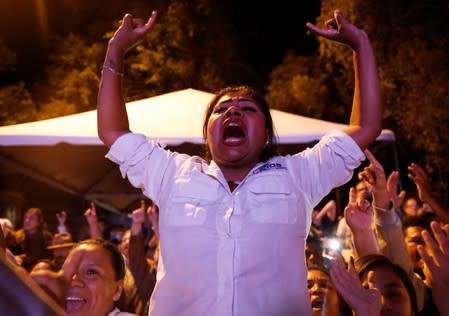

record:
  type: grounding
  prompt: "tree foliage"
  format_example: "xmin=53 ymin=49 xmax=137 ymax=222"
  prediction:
xmin=0 ymin=82 xmax=38 ymax=125
xmin=267 ymin=0 xmax=449 ymax=202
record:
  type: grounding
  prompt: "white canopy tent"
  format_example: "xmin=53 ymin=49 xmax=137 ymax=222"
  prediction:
xmin=0 ymin=88 xmax=395 ymax=212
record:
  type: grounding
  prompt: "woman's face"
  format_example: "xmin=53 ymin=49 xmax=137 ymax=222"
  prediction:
xmin=361 ymin=266 xmax=413 ymax=316
xmin=403 ymin=198 xmax=419 ymax=217
xmin=206 ymin=93 xmax=268 ymax=170
xmin=65 ymin=244 xmax=122 ymax=316
xmin=307 ymin=269 xmax=340 ymax=316
xmin=23 ymin=211 xmax=40 ymax=232
xmin=404 ymin=226 xmax=425 ymax=273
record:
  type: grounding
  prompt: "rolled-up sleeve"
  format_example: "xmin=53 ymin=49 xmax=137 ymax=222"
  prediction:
xmin=106 ymin=133 xmax=154 ymax=179
xmin=106 ymin=132 xmax=173 ymax=201
xmin=321 ymin=129 xmax=366 ymax=171
xmin=290 ymin=129 xmax=365 ymax=206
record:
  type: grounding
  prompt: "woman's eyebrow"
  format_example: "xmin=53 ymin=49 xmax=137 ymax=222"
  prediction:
xmin=218 ymin=97 xmax=255 ymax=105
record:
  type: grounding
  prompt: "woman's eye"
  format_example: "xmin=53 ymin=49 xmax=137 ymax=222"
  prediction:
xmin=213 ymin=107 xmax=226 ymax=114
xmin=384 ymin=290 xmax=402 ymax=298
xmin=242 ymin=106 xmax=256 ymax=112
xmin=86 ymin=269 xmax=98 ymax=276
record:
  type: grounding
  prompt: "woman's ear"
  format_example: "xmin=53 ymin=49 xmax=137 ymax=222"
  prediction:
xmin=112 ymin=280 xmax=124 ymax=302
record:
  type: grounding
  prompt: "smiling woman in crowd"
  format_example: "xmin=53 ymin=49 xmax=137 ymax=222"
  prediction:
xmin=31 ymin=238 xmax=136 ymax=316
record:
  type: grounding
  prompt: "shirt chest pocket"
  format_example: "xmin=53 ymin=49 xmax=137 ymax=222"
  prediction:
xmin=248 ymin=179 xmax=298 ymax=224
xmin=166 ymin=176 xmax=218 ymax=226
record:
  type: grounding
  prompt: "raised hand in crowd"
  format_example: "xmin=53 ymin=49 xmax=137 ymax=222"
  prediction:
xmin=330 ymin=254 xmax=382 ymax=316
xmin=358 ymin=149 xmax=390 ymax=210
xmin=408 ymin=163 xmax=432 ymax=204
xmin=131 ymin=200 xmax=159 ymax=239
xmin=408 ymin=163 xmax=449 ymax=223
xmin=344 ymin=186 xmax=379 ymax=258
xmin=418 ymin=221 xmax=449 ymax=315
xmin=386 ymin=170 xmax=406 ymax=211
xmin=84 ymin=202 xmax=103 ymax=239
xmin=56 ymin=211 xmax=68 ymax=233
xmin=130 ymin=200 xmax=146 ymax=236
xmin=147 ymin=204 xmax=159 ymax=240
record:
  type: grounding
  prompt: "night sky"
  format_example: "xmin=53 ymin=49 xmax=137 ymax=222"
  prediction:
xmin=223 ymin=1 xmax=321 ymax=77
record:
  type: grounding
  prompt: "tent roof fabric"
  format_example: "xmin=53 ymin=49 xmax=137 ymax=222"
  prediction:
xmin=0 ymin=88 xmax=395 ymax=146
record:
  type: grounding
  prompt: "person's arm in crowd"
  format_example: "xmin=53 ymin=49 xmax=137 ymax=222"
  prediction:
xmin=129 ymin=201 xmax=157 ymax=302
xmin=56 ymin=211 xmax=68 ymax=234
xmin=330 ymin=254 xmax=381 ymax=316
xmin=307 ymin=9 xmax=382 ymax=150
xmin=344 ymin=187 xmax=380 ymax=258
xmin=83 ymin=203 xmax=103 ymax=239
xmin=418 ymin=221 xmax=449 ymax=316
xmin=360 ymin=149 xmax=428 ymax=311
xmin=408 ymin=163 xmax=449 ymax=223
xmin=313 ymin=200 xmax=337 ymax=226
xmin=97 ymin=11 xmax=157 ymax=148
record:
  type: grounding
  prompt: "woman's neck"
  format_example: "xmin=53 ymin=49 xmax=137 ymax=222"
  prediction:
xmin=220 ymin=166 xmax=252 ymax=183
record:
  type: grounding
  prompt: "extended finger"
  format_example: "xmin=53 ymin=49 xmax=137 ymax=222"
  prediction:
xmin=421 ymin=229 xmax=442 ymax=266
xmin=365 ymin=150 xmax=385 ymax=173
xmin=148 ymin=204 xmax=156 ymax=214
xmin=333 ymin=9 xmax=344 ymax=27
xmin=61 ymin=247 xmax=84 ymax=282
xmin=364 ymin=149 xmax=378 ymax=165
xmin=306 ymin=22 xmax=326 ymax=36
xmin=348 ymin=187 xmax=356 ymax=205
xmin=121 ymin=13 xmax=134 ymax=28
xmin=409 ymin=163 xmax=427 ymax=178
xmin=91 ymin=202 xmax=96 ymax=215
xmin=430 ymin=221 xmax=449 ymax=254
xmin=387 ymin=171 xmax=399 ymax=187
xmin=146 ymin=10 xmax=158 ymax=28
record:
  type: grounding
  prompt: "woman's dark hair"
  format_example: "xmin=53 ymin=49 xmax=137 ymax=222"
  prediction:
xmin=202 ymin=86 xmax=278 ymax=162
xmin=76 ymin=239 xmax=125 ymax=281
xmin=355 ymin=254 xmax=418 ymax=315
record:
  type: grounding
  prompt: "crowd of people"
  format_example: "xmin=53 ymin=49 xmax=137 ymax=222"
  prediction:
xmin=0 ymin=7 xmax=448 ymax=316
xmin=0 ymin=200 xmax=159 ymax=316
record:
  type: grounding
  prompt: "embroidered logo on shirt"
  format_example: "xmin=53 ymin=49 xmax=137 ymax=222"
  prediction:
xmin=252 ymin=162 xmax=286 ymax=174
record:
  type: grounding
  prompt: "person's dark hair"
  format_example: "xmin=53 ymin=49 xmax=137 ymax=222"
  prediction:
xmin=202 ymin=86 xmax=278 ymax=162
xmin=76 ymin=239 xmax=125 ymax=280
xmin=402 ymin=213 xmax=438 ymax=234
xmin=355 ymin=254 xmax=418 ymax=315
